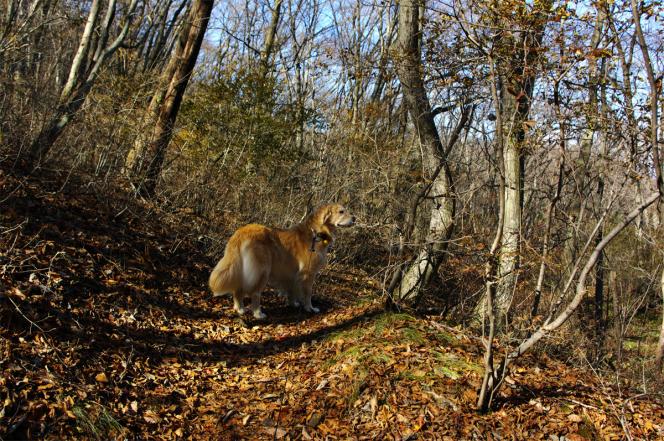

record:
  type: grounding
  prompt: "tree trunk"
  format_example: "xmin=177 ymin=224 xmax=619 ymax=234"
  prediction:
xmin=496 ymin=129 xmax=522 ymax=321
xmin=492 ymin=1 xmax=551 ymax=323
xmin=259 ymin=0 xmax=283 ymax=79
xmin=564 ymin=8 xmax=604 ymax=273
xmin=630 ymin=0 xmax=662 ymax=199
xmin=656 ymin=268 xmax=664 ymax=373
xmin=594 ymin=56 xmax=610 ymax=356
xmin=370 ymin=8 xmax=397 ymax=103
xmin=29 ymin=0 xmax=101 ymax=160
xmin=142 ymin=0 xmax=189 ymax=73
xmin=389 ymin=0 xmax=458 ymax=304
xmin=397 ymin=161 xmax=455 ymax=300
xmin=125 ymin=0 xmax=214 ymax=197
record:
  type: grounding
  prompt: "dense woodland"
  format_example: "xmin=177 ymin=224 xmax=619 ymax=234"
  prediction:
xmin=1 ymin=0 xmax=664 ymax=439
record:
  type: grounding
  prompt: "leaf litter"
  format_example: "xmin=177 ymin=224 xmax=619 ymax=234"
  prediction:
xmin=1 ymin=167 xmax=663 ymax=440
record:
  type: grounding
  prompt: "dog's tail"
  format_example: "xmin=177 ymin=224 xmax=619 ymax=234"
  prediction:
xmin=209 ymin=243 xmax=242 ymax=296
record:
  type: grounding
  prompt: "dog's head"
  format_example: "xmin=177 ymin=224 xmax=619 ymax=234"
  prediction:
xmin=316 ymin=204 xmax=356 ymax=231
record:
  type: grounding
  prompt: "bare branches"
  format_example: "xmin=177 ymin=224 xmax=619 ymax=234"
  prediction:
xmin=29 ymin=0 xmax=141 ymax=161
xmin=479 ymin=191 xmax=660 ymax=411
xmin=630 ymin=0 xmax=662 ymax=198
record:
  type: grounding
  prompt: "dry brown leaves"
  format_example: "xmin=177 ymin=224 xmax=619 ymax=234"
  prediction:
xmin=1 ymin=167 xmax=663 ymax=440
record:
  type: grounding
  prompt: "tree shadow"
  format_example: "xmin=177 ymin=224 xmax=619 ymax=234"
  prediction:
xmin=493 ymin=383 xmax=597 ymax=410
xmin=8 ymin=296 xmax=382 ymax=369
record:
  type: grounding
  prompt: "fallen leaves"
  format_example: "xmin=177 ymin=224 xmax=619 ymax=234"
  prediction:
xmin=567 ymin=413 xmax=583 ymax=423
xmin=2 ymin=168 xmax=664 ymax=440
xmin=143 ymin=410 xmax=161 ymax=424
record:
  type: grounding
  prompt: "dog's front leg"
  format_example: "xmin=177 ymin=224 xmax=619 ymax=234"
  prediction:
xmin=285 ymin=285 xmax=303 ymax=308
xmin=302 ymin=282 xmax=319 ymax=314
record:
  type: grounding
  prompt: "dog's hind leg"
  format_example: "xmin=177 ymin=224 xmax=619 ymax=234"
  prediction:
xmin=232 ymin=291 xmax=247 ymax=315
xmin=247 ymin=272 xmax=269 ymax=319
xmin=241 ymin=246 xmax=270 ymax=319
xmin=250 ymin=290 xmax=267 ymax=319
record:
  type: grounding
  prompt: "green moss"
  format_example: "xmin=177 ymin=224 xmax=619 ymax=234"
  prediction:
xmin=398 ymin=370 xmax=426 ymax=381
xmin=432 ymin=330 xmax=457 ymax=346
xmin=434 ymin=365 xmax=461 ymax=380
xmin=373 ymin=312 xmax=415 ymax=336
xmin=347 ymin=369 xmax=369 ymax=408
xmin=368 ymin=352 xmax=394 ymax=365
xmin=325 ymin=326 xmax=365 ymax=342
xmin=324 ymin=313 xmax=480 ymax=390
xmin=623 ymin=340 xmax=640 ymax=351
xmin=433 ymin=351 xmax=481 ymax=378
xmin=401 ymin=327 xmax=426 ymax=345
xmin=322 ymin=344 xmax=365 ymax=368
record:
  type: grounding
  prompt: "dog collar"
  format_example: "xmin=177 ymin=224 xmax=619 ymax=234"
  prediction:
xmin=310 ymin=230 xmax=318 ymax=252
xmin=310 ymin=230 xmax=331 ymax=252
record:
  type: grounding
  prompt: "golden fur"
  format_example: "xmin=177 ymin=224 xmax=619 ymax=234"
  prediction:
xmin=209 ymin=204 xmax=355 ymax=319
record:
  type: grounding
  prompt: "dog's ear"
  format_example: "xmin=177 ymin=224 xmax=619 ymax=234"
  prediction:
xmin=322 ymin=205 xmax=334 ymax=225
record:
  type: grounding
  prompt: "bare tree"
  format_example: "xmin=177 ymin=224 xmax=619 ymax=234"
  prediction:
xmin=387 ymin=0 xmax=470 ymax=304
xmin=259 ymin=0 xmax=283 ymax=78
xmin=139 ymin=0 xmax=189 ymax=73
xmin=478 ymin=190 xmax=661 ymax=412
xmin=491 ymin=0 xmax=552 ymax=324
xmin=28 ymin=0 xmax=140 ymax=162
xmin=630 ymin=0 xmax=662 ymax=199
xmin=125 ymin=0 xmax=214 ymax=196
xmin=657 ymin=268 xmax=664 ymax=373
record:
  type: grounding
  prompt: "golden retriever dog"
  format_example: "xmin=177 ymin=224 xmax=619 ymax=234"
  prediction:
xmin=209 ymin=204 xmax=355 ymax=319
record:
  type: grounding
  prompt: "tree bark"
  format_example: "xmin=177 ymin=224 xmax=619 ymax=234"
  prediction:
xmin=593 ymin=55 xmax=610 ymax=355
xmin=141 ymin=0 xmax=189 ymax=73
xmin=389 ymin=0 xmax=457 ymax=303
xmin=630 ymin=0 xmax=662 ymax=199
xmin=656 ymin=268 xmax=664 ymax=373
xmin=564 ymin=7 xmax=604 ymax=272
xmin=125 ymin=0 xmax=214 ymax=197
xmin=493 ymin=1 xmax=551 ymax=322
xmin=259 ymin=0 xmax=283 ymax=79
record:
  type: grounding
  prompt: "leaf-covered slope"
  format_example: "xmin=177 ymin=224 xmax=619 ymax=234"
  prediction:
xmin=1 ymin=167 xmax=663 ymax=440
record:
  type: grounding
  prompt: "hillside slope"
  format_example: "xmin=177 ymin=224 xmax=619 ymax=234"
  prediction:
xmin=1 ymin=166 xmax=663 ymax=440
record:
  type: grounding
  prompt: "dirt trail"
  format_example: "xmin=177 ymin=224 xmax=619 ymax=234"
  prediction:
xmin=2 ymin=167 xmax=663 ymax=440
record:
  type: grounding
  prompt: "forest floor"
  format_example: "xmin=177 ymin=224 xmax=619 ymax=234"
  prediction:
xmin=1 ymin=164 xmax=664 ymax=440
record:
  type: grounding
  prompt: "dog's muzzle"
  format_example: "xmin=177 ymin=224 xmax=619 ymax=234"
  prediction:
xmin=336 ymin=216 xmax=356 ymax=227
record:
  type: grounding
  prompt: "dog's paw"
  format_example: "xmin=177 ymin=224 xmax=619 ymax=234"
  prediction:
xmin=253 ymin=310 xmax=267 ymax=320
xmin=305 ymin=306 xmax=320 ymax=314
xmin=289 ymin=299 xmax=301 ymax=308
xmin=234 ymin=306 xmax=247 ymax=315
